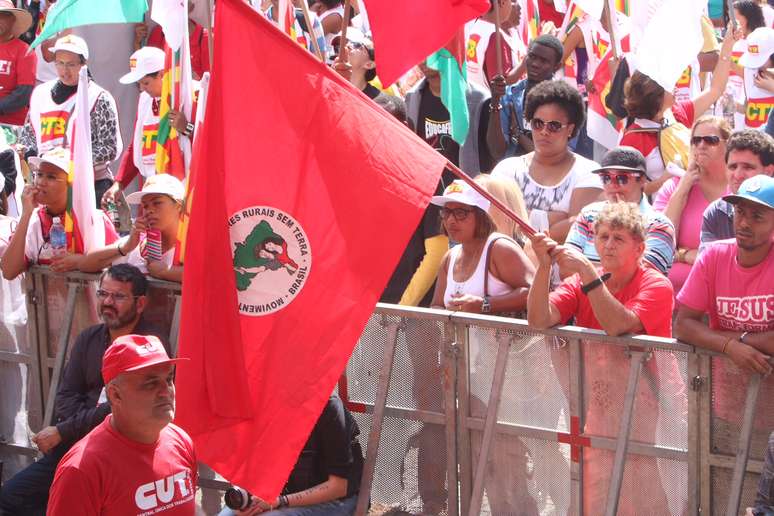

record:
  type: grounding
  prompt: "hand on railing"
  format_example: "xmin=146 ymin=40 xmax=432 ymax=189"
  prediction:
xmin=725 ymin=339 xmax=772 ymax=376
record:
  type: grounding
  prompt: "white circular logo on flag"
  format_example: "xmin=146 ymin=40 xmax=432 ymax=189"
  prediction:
xmin=229 ymin=206 xmax=311 ymax=316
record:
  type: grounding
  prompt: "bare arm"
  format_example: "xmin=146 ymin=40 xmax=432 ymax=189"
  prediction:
xmin=548 ymin=187 xmax=603 ymax=243
xmin=561 ymin=26 xmax=584 ymax=65
xmin=285 ymin=475 xmax=348 ymax=507
xmin=1 ymin=185 xmax=35 ymax=280
xmin=526 ymin=234 xmax=562 ymax=328
xmin=430 ymin=252 xmax=451 ymax=309
xmin=692 ymin=28 xmax=738 ymax=116
xmin=674 ymin=305 xmax=773 ymax=374
xmin=555 ymin=247 xmax=644 ymax=336
xmin=486 ymin=75 xmax=508 ymax=161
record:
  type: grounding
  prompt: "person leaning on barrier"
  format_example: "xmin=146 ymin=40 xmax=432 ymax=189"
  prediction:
xmin=676 ymin=174 xmax=774 ymax=373
xmin=47 ymin=334 xmax=195 ymax=515
xmin=700 ymin=129 xmax=774 ymax=252
xmin=0 ymin=264 xmax=167 ymax=515
xmin=80 ymin=174 xmax=184 ymax=282
xmin=220 ymin=394 xmax=363 ymax=516
xmin=565 ymin=146 xmax=676 ymax=277
xmin=527 ymin=201 xmax=674 ymax=337
xmin=0 ymin=147 xmax=119 ymax=280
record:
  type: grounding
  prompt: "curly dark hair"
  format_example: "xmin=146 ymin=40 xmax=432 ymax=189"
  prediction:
xmin=725 ymin=129 xmax=774 ymax=166
xmin=734 ymin=1 xmax=766 ymax=33
xmin=524 ymin=80 xmax=585 ymax=138
xmin=623 ymin=71 xmax=666 ymax=120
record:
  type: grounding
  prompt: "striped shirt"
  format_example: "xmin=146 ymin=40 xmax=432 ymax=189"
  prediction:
xmin=565 ymin=196 xmax=675 ymax=275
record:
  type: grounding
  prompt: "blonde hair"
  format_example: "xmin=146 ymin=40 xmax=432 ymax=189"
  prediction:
xmin=594 ymin=202 xmax=646 ymax=242
xmin=474 ymin=174 xmax=530 ymax=241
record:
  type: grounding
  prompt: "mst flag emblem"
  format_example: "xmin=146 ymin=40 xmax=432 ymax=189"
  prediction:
xmin=230 ymin=206 xmax=311 ymax=315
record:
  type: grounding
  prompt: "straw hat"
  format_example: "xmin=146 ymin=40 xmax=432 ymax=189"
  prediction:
xmin=0 ymin=0 xmax=33 ymax=39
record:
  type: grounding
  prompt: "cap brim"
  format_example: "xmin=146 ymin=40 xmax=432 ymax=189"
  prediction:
xmin=739 ymin=52 xmax=769 ymax=69
xmin=0 ymin=9 xmax=32 ymax=38
xmin=592 ymin=165 xmax=647 ymax=175
xmin=123 ymin=357 xmax=189 ymax=375
xmin=722 ymin=193 xmax=774 ymax=210
xmin=28 ymin=156 xmax=68 ymax=172
xmin=119 ymin=70 xmax=144 ymax=84
xmin=430 ymin=194 xmax=480 ymax=207
xmin=126 ymin=189 xmax=183 ymax=204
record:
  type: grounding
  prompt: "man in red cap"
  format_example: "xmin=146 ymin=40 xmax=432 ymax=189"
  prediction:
xmin=0 ymin=0 xmax=36 ymax=127
xmin=47 ymin=334 xmax=196 ymax=515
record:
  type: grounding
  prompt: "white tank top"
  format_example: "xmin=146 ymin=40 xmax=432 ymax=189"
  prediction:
xmin=443 ymin=232 xmax=513 ymax=308
xmin=319 ymin=6 xmax=344 ymax=48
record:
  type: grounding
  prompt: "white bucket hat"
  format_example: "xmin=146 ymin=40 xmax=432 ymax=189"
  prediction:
xmin=430 ymin=179 xmax=491 ymax=212
xmin=126 ymin=174 xmax=185 ymax=204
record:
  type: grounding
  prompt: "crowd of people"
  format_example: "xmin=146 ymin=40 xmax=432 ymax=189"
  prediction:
xmin=0 ymin=0 xmax=772 ymax=514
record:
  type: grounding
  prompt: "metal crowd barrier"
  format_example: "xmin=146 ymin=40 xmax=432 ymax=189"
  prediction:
xmin=0 ymin=268 xmax=771 ymax=515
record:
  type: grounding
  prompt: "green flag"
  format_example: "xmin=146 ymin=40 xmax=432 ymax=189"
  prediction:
xmin=426 ymin=34 xmax=470 ymax=146
xmin=31 ymin=0 xmax=148 ymax=49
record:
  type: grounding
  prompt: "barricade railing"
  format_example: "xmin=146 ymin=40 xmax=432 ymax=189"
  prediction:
xmin=0 ymin=269 xmax=771 ymax=516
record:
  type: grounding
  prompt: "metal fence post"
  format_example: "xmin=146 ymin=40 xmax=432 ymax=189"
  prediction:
xmin=724 ymin=372 xmax=763 ymax=516
xmin=446 ymin=320 xmax=462 ymax=516
xmin=24 ymin=273 xmax=44 ymax=431
xmin=568 ymin=338 xmax=585 ymax=516
xmin=169 ymin=294 xmax=182 ymax=356
xmin=354 ymin=319 xmax=400 ymax=516
xmin=604 ymin=349 xmax=648 ymax=516
xmin=699 ymin=353 xmax=713 ymax=513
xmin=686 ymin=351 xmax=701 ymax=515
xmin=42 ymin=281 xmax=81 ymax=426
xmin=467 ymin=331 xmax=510 ymax=516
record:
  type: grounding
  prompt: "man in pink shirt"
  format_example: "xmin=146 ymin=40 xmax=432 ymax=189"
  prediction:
xmin=676 ymin=174 xmax=774 ymax=456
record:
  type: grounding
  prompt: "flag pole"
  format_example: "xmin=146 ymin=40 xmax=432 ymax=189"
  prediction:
xmin=605 ymin=0 xmax=619 ymax=59
xmin=492 ymin=0 xmax=504 ymax=76
xmin=205 ymin=0 xmax=214 ymax=68
xmin=444 ymin=160 xmax=536 ymax=237
xmin=299 ymin=0 xmax=325 ymax=61
xmin=337 ymin=0 xmax=353 ymax=58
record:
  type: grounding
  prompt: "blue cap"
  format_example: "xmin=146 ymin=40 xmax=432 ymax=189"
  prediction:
xmin=723 ymin=175 xmax=774 ymax=210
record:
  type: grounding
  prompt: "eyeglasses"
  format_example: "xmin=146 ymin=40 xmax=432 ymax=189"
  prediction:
xmin=54 ymin=61 xmax=81 ymax=70
xmin=530 ymin=118 xmax=569 ymax=134
xmin=599 ymin=172 xmax=643 ymax=186
xmin=440 ymin=207 xmax=474 ymax=221
xmin=690 ymin=135 xmax=721 ymax=146
xmin=96 ymin=289 xmax=138 ymax=303
xmin=31 ymin=171 xmax=66 ymax=184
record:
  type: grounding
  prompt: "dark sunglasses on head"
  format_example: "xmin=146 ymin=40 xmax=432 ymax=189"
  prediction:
xmin=530 ymin=118 xmax=569 ymax=133
xmin=690 ymin=135 xmax=721 ymax=146
xmin=599 ymin=172 xmax=643 ymax=186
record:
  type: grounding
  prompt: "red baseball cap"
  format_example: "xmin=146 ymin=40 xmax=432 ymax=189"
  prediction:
xmin=102 ymin=335 xmax=186 ymax=384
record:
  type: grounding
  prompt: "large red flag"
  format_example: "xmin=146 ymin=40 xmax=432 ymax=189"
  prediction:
xmin=364 ymin=0 xmax=490 ymax=87
xmin=175 ymin=0 xmax=446 ymax=500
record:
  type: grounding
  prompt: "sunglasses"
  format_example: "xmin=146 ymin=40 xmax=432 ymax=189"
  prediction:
xmin=690 ymin=135 xmax=721 ymax=146
xmin=599 ymin=172 xmax=643 ymax=186
xmin=440 ymin=207 xmax=474 ymax=222
xmin=530 ymin=118 xmax=569 ymax=134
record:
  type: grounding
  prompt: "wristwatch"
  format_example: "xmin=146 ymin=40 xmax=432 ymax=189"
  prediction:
xmin=481 ymin=296 xmax=492 ymax=314
xmin=580 ymin=272 xmax=612 ymax=295
xmin=740 ymin=331 xmax=750 ymax=344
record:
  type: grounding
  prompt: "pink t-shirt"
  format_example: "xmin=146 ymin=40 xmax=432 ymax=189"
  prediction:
xmin=653 ymin=177 xmax=728 ymax=293
xmin=677 ymin=239 xmax=774 ymax=424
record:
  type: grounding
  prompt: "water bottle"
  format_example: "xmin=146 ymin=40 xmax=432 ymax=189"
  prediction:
xmin=50 ymin=217 xmax=67 ymax=256
xmin=106 ymin=200 xmax=120 ymax=230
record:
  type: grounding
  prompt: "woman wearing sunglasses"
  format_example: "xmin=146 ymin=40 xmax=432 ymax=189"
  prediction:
xmin=565 ymin=147 xmax=676 ymax=277
xmin=653 ymin=115 xmax=731 ymax=292
xmin=491 ymin=80 xmax=602 ymax=243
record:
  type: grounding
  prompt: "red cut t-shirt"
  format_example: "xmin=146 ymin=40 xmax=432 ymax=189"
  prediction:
xmin=47 ymin=417 xmax=198 ymax=516
xmin=549 ymin=265 xmax=675 ymax=338
xmin=0 ymin=38 xmax=37 ymax=126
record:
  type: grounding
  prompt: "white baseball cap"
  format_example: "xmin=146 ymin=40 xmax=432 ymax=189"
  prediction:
xmin=28 ymin=147 xmax=70 ymax=174
xmin=739 ymin=27 xmax=774 ymax=69
xmin=126 ymin=174 xmax=185 ymax=204
xmin=119 ymin=47 xmax=166 ymax=84
xmin=430 ymin=179 xmax=491 ymax=212
xmin=50 ymin=34 xmax=89 ymax=60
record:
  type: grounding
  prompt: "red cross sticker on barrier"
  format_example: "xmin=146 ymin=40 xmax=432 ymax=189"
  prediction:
xmin=557 ymin=416 xmax=591 ymax=463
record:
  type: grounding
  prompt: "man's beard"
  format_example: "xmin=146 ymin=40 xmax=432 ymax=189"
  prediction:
xmin=100 ymin=304 xmax=138 ymax=330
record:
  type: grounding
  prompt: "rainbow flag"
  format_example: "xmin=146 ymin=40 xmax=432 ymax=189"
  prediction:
xmin=559 ymin=1 xmax=585 ymax=37
xmin=615 ymin=0 xmax=629 ymax=16
xmin=523 ymin=0 xmax=541 ymax=45
xmin=154 ymin=47 xmax=187 ymax=180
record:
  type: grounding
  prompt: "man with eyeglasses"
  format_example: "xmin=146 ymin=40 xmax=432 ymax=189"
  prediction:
xmin=0 ymin=263 xmax=167 ymax=515
xmin=700 ymin=129 xmax=774 ymax=251
xmin=17 ymin=34 xmax=122 ymax=207
xmin=0 ymin=146 xmax=118 ymax=280
xmin=565 ymin=146 xmax=676 ymax=276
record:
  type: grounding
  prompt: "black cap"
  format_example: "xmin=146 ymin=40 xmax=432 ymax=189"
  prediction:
xmin=592 ymin=146 xmax=649 ymax=179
